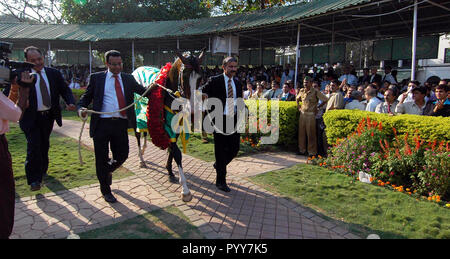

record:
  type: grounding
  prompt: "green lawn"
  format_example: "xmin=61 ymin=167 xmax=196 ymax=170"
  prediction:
xmin=250 ymin=163 xmax=450 ymax=239
xmin=79 ymin=205 xmax=204 ymax=239
xmin=179 ymin=133 xmax=286 ymax=162
xmin=7 ymin=123 xmax=133 ymax=198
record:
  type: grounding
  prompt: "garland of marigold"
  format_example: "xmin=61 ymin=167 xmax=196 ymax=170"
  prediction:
xmin=146 ymin=63 xmax=172 ymax=150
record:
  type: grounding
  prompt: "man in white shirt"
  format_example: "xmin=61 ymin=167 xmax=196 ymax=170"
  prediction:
xmin=338 ymin=65 xmax=358 ymax=86
xmin=345 ymin=91 xmax=366 ymax=111
xmin=396 ymin=86 xmax=427 ymax=115
xmin=78 ymin=50 xmax=148 ymax=203
xmin=365 ymin=88 xmax=382 ymax=112
xmin=382 ymin=66 xmax=397 ymax=85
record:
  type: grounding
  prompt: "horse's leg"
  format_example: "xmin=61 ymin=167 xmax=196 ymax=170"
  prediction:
xmin=135 ymin=131 xmax=147 ymax=168
xmin=142 ymin=132 xmax=148 ymax=155
xmin=166 ymin=147 xmax=176 ymax=182
xmin=170 ymin=142 xmax=192 ymax=202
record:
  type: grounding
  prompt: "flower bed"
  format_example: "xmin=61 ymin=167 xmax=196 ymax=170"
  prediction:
xmin=313 ymin=117 xmax=450 ymax=206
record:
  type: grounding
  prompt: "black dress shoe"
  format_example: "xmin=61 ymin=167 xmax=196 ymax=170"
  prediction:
xmin=103 ymin=193 xmax=117 ymax=203
xmin=30 ymin=182 xmax=41 ymax=191
xmin=216 ymin=183 xmax=231 ymax=192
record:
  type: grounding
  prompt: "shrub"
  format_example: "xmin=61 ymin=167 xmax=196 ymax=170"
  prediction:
xmin=244 ymin=100 xmax=298 ymax=148
xmin=317 ymin=117 xmax=450 ymax=202
xmin=323 ymin=110 xmax=450 ymax=145
xmin=322 ymin=117 xmax=388 ymax=177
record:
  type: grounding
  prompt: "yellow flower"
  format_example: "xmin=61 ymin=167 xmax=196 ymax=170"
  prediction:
xmin=446 ymin=204 xmax=450 ymax=208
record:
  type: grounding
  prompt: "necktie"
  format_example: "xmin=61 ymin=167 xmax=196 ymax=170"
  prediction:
xmin=113 ymin=74 xmax=127 ymax=117
xmin=38 ymin=71 xmax=51 ymax=108
xmin=227 ymin=78 xmax=234 ymax=115
xmin=387 ymin=103 xmax=391 ymax=114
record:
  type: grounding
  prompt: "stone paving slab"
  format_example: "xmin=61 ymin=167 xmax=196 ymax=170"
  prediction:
xmin=11 ymin=176 xmax=170 ymax=239
xmin=11 ymin=119 xmax=361 ymax=239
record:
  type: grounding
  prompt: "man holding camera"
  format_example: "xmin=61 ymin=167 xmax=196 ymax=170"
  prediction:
xmin=20 ymin=46 xmax=76 ymax=191
xmin=0 ymin=72 xmax=32 ymax=239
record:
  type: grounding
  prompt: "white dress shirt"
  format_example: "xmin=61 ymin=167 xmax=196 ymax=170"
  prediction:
xmin=395 ymin=101 xmax=426 ymax=115
xmin=223 ymin=73 xmax=237 ymax=116
xmin=100 ymin=70 xmax=127 ymax=118
xmin=32 ymin=68 xmax=51 ymax=111
xmin=345 ymin=99 xmax=366 ymax=111
xmin=366 ymin=97 xmax=382 ymax=112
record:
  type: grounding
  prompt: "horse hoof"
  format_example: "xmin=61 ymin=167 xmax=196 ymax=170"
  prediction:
xmin=181 ymin=192 xmax=193 ymax=202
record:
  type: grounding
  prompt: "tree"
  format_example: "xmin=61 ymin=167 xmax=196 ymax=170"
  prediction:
xmin=0 ymin=0 xmax=63 ymax=24
xmin=203 ymin=0 xmax=309 ymax=15
xmin=61 ymin=0 xmax=211 ymax=24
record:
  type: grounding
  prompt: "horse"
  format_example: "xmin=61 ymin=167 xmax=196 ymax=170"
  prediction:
xmin=132 ymin=49 xmax=205 ymax=202
xmin=132 ymin=66 xmax=161 ymax=168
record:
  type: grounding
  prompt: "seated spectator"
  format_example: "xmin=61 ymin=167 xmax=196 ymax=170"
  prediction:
xmin=365 ymin=88 xmax=382 ymax=112
xmin=243 ymin=82 xmax=254 ymax=100
xmin=280 ymin=83 xmax=296 ymax=101
xmin=344 ymin=85 xmax=357 ymax=105
xmin=382 ymin=65 xmax=397 ymax=85
xmin=423 ymin=84 xmax=450 ymax=117
xmin=286 ymin=80 xmax=296 ymax=95
xmin=263 ymin=80 xmax=283 ymax=100
xmin=68 ymin=78 xmax=80 ymax=89
xmin=398 ymin=80 xmax=420 ymax=103
xmin=280 ymin=68 xmax=293 ymax=86
xmin=396 ymin=86 xmax=427 ymax=115
xmin=357 ymin=85 xmax=365 ymax=94
xmin=320 ymin=73 xmax=331 ymax=91
xmin=250 ymin=82 xmax=265 ymax=99
xmin=261 ymin=80 xmax=271 ymax=91
xmin=358 ymin=68 xmax=371 ymax=85
xmin=338 ymin=65 xmax=358 ymax=86
xmin=345 ymin=91 xmax=366 ymax=111
xmin=375 ymin=89 xmax=398 ymax=115
xmin=326 ymin=80 xmax=344 ymax=112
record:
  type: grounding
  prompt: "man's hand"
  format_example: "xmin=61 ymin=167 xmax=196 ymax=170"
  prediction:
xmin=434 ymin=100 xmax=444 ymax=113
xmin=66 ymin=104 xmax=76 ymax=111
xmin=78 ymin=108 xmax=88 ymax=120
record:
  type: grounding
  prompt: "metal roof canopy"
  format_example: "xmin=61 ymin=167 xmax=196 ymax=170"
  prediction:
xmin=1 ymin=0 xmax=449 ymax=69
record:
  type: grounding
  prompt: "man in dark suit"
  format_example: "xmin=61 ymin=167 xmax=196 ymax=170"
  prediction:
xmin=358 ymin=68 xmax=371 ymax=86
xmin=369 ymin=67 xmax=382 ymax=86
xmin=200 ymin=57 xmax=244 ymax=192
xmin=78 ymin=50 xmax=149 ymax=203
xmin=20 ymin=46 xmax=76 ymax=191
xmin=280 ymin=83 xmax=296 ymax=101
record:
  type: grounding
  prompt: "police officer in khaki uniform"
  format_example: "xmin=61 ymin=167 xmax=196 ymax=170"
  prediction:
xmin=296 ymin=76 xmax=328 ymax=157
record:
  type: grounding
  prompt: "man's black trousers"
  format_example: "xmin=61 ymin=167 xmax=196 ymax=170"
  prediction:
xmin=93 ymin=118 xmax=129 ymax=195
xmin=23 ymin=111 xmax=54 ymax=185
xmin=213 ymin=115 xmax=240 ymax=185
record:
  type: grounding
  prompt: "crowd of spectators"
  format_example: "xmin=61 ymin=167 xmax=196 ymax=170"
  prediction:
xmin=200 ymin=62 xmax=450 ymax=157
xmin=52 ymin=65 xmax=103 ymax=90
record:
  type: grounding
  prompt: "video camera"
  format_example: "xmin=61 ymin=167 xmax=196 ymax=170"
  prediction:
xmin=0 ymin=41 xmax=36 ymax=88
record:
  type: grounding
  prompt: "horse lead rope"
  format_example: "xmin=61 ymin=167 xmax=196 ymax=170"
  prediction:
xmin=77 ymin=82 xmax=177 ymax=165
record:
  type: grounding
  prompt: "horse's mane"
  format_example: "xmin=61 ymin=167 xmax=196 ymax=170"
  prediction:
xmin=167 ymin=58 xmax=182 ymax=92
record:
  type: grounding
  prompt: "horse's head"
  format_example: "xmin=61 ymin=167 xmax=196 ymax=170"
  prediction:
xmin=168 ymin=48 xmax=206 ymax=100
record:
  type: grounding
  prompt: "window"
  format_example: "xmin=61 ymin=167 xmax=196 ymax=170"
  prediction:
xmin=445 ymin=48 xmax=450 ymax=63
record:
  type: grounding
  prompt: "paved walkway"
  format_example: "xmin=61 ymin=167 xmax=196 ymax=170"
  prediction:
xmin=11 ymin=119 xmax=361 ymax=239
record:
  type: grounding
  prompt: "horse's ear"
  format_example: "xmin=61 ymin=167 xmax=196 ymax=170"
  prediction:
xmin=175 ymin=50 xmax=188 ymax=64
xmin=198 ymin=47 xmax=207 ymax=64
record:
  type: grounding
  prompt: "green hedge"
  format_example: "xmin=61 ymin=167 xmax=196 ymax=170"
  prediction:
xmin=323 ymin=110 xmax=450 ymax=145
xmin=245 ymin=100 xmax=299 ymax=147
xmin=71 ymin=89 xmax=86 ymax=104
